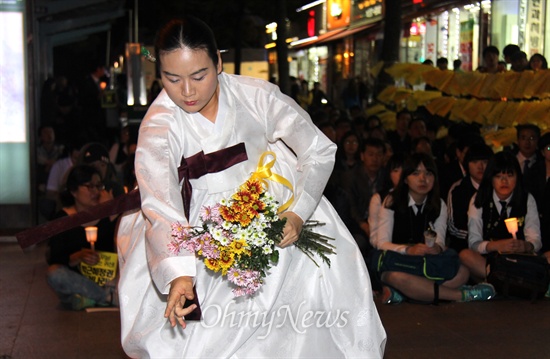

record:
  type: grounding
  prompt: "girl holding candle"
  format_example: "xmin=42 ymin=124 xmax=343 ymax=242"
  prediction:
xmin=46 ymin=165 xmax=118 ymax=310
xmin=460 ymin=151 xmax=542 ymax=282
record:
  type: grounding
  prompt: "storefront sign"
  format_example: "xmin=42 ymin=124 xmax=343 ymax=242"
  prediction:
xmin=327 ymin=0 xmax=351 ymax=30
xmin=525 ymin=0 xmax=545 ymax=55
xmin=351 ymin=0 xmax=384 ymax=25
xmin=460 ymin=20 xmax=474 ymax=71
xmin=518 ymin=0 xmax=528 ymax=50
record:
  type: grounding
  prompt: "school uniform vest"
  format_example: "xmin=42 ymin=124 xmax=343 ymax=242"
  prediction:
xmin=481 ymin=198 xmax=527 ymax=241
xmin=392 ymin=205 xmax=439 ymax=245
xmin=450 ymin=177 xmax=476 ymax=232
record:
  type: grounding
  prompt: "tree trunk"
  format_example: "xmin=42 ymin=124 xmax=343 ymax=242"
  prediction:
xmin=376 ymin=0 xmax=402 ymax=95
xmin=275 ymin=0 xmax=290 ymax=95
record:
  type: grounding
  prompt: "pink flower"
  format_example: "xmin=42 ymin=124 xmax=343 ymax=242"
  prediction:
xmin=167 ymin=240 xmax=182 ymax=255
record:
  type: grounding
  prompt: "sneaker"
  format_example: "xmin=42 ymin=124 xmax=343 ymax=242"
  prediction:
xmin=462 ymin=283 xmax=496 ymax=302
xmin=71 ymin=294 xmax=96 ymax=311
xmin=381 ymin=286 xmax=404 ymax=304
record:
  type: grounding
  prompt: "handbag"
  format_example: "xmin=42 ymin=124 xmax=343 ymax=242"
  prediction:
xmin=376 ymin=249 xmax=460 ymax=282
xmin=487 ymin=252 xmax=550 ymax=301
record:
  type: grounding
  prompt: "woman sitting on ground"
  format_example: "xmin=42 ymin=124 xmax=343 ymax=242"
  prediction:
xmin=46 ymin=165 xmax=118 ymax=310
xmin=459 ymin=151 xmax=542 ymax=282
xmin=375 ymin=153 xmax=495 ymax=304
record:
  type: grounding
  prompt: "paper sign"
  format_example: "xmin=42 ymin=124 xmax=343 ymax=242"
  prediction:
xmin=80 ymin=251 xmax=118 ymax=286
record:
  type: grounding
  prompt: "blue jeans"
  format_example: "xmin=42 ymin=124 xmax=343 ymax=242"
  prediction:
xmin=46 ymin=265 xmax=108 ymax=306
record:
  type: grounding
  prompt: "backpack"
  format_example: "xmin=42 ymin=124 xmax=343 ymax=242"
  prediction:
xmin=487 ymin=253 xmax=550 ymax=302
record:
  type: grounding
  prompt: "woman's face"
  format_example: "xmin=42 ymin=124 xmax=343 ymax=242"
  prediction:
xmin=71 ymin=174 xmax=103 ymax=209
xmin=160 ymin=47 xmax=222 ymax=121
xmin=530 ymin=57 xmax=543 ymax=70
xmin=343 ymin=135 xmax=359 ymax=156
xmin=405 ymin=162 xmax=435 ymax=201
xmin=492 ymin=171 xmax=517 ymax=200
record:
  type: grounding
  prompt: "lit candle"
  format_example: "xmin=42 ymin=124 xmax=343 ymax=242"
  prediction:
xmin=504 ymin=217 xmax=518 ymax=239
xmin=85 ymin=226 xmax=98 ymax=250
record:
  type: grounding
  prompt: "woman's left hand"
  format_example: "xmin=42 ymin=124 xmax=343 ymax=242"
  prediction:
xmin=278 ymin=211 xmax=303 ymax=248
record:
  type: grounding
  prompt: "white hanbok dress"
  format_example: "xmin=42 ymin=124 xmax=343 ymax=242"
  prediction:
xmin=116 ymin=73 xmax=386 ymax=358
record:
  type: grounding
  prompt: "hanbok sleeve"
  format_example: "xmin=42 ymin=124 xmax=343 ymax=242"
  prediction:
xmin=261 ymin=85 xmax=336 ymax=221
xmin=135 ymin=108 xmax=197 ymax=295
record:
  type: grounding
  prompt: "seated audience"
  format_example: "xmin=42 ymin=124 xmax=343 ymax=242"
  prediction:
xmin=78 ymin=142 xmax=125 ymax=197
xmin=460 ymin=152 xmax=542 ymax=283
xmin=43 ymin=139 xmax=86 ymax=219
xmin=46 ymin=165 xmax=118 ymax=310
xmin=447 ymin=143 xmax=494 ymax=252
xmin=387 ymin=110 xmax=412 ymax=154
xmin=374 ymin=153 xmax=495 ymax=303
xmin=342 ymin=138 xmax=387 ymax=256
xmin=369 ymin=153 xmax=405 ymax=249
xmin=528 ymin=53 xmax=548 ymax=70
xmin=36 ymin=125 xmax=64 ymax=194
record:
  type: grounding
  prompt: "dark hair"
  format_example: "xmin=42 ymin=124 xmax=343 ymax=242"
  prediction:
xmin=378 ymin=153 xmax=407 ymax=199
xmin=453 ymin=59 xmax=462 ymax=69
xmin=529 ymin=53 xmax=548 ymax=70
xmin=361 ymin=137 xmax=386 ymax=153
xmin=155 ymin=17 xmax=219 ymax=70
xmin=408 ymin=117 xmax=426 ymax=129
xmin=511 ymin=51 xmax=528 ymax=62
xmin=389 ymin=153 xmax=441 ymax=216
xmin=538 ymin=133 xmax=550 ymax=152
xmin=436 ymin=57 xmax=448 ymax=66
xmin=60 ymin=165 xmax=102 ymax=206
xmin=396 ymin=109 xmax=412 ymax=120
xmin=463 ymin=143 xmax=494 ymax=174
xmin=502 ymin=44 xmax=520 ymax=58
xmin=483 ymin=46 xmax=499 ymax=58
xmin=411 ymin=136 xmax=432 ymax=153
xmin=474 ymin=151 xmax=525 ymax=211
xmin=515 ymin=124 xmax=541 ymax=139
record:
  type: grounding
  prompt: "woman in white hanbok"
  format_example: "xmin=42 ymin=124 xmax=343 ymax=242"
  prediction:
xmin=116 ymin=16 xmax=386 ymax=359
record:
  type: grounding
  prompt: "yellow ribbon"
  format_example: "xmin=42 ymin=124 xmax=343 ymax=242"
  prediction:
xmin=249 ymin=151 xmax=294 ymax=213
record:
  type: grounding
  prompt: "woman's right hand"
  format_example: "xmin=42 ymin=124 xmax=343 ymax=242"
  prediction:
xmin=165 ymin=276 xmax=196 ymax=329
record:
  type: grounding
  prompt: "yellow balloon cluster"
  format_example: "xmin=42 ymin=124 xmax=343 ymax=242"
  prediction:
xmin=373 ymin=63 xmax=550 ymax=146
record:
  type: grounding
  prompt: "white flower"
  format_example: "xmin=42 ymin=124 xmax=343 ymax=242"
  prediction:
xmin=219 ymin=235 xmax=232 ymax=246
xmin=222 ymin=221 xmax=232 ymax=230
xmin=262 ymin=245 xmax=273 ymax=254
xmin=211 ymin=228 xmax=224 ymax=241
xmin=253 ymin=236 xmax=266 ymax=247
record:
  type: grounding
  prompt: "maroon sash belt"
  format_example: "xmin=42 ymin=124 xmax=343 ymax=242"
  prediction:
xmin=16 ymin=142 xmax=248 ymax=249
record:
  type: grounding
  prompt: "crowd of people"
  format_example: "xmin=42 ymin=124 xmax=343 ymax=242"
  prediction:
xmin=36 ymin=30 xmax=548 ymax=336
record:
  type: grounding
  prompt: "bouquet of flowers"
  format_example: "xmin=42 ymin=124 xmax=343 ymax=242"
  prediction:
xmin=169 ymin=178 xmax=335 ymax=297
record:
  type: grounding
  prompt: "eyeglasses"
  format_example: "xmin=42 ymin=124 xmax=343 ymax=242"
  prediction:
xmin=80 ymin=183 xmax=105 ymax=191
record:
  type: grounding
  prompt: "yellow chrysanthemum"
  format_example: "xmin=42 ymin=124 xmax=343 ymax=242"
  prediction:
xmin=243 ymin=180 xmax=263 ymax=196
xmin=230 ymin=239 xmax=248 ymax=255
xmin=204 ymin=258 xmax=221 ymax=272
xmin=219 ymin=206 xmax=236 ymax=222
xmin=236 ymin=212 xmax=252 ymax=227
xmin=233 ymin=189 xmax=256 ymax=204
xmin=219 ymin=251 xmax=235 ymax=275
